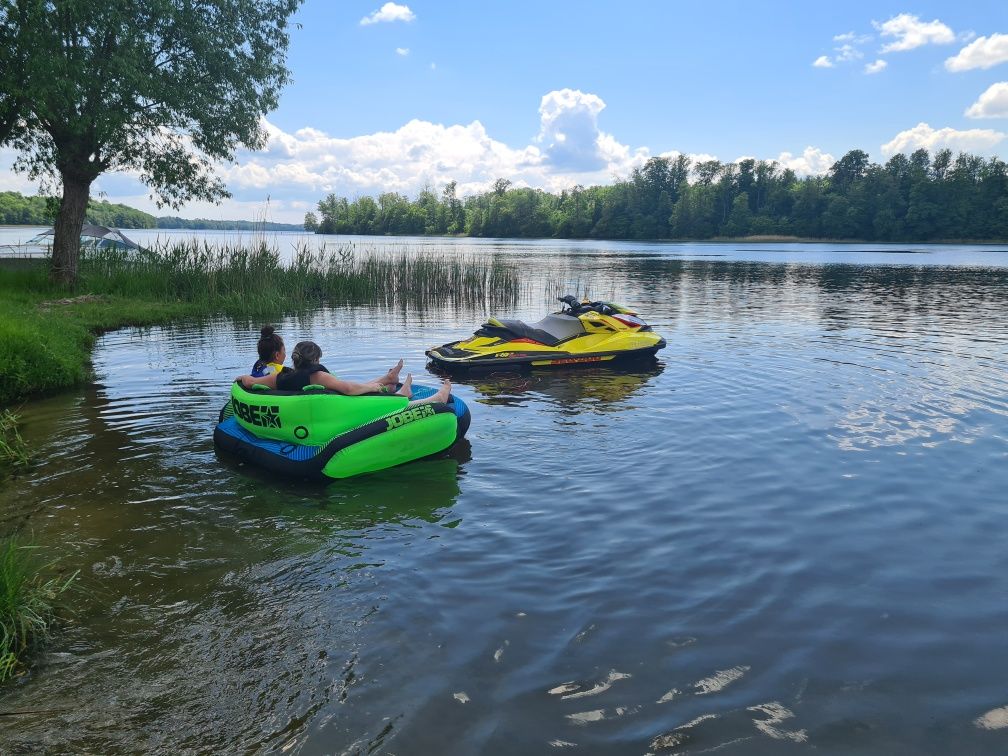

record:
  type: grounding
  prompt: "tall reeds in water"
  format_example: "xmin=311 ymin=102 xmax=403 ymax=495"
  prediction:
xmin=0 ymin=538 xmax=76 ymax=681
xmin=77 ymin=240 xmax=521 ymax=311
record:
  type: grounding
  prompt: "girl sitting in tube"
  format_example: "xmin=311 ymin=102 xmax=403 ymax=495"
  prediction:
xmin=237 ymin=340 xmax=452 ymax=405
xmin=251 ymin=325 xmax=290 ymax=378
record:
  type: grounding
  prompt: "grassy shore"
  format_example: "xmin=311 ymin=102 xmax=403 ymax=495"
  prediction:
xmin=0 ymin=240 xmax=520 ymax=407
xmin=0 ymin=265 xmax=209 ymax=407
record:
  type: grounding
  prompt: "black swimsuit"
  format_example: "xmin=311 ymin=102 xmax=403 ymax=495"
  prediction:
xmin=275 ymin=363 xmax=329 ymax=392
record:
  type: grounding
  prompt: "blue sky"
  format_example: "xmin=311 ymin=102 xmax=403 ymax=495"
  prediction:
xmin=3 ymin=1 xmax=1008 ymax=222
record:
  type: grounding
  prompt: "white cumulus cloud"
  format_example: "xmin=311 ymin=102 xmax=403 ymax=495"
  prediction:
xmin=360 ymin=2 xmax=415 ymax=26
xmin=834 ymin=44 xmax=863 ymax=62
xmin=815 ymin=33 xmax=874 ymax=69
xmin=0 ymin=93 xmax=873 ymax=223
xmin=534 ymin=89 xmax=642 ymax=172
xmin=881 ymin=122 xmax=1005 ymax=156
xmin=945 ymin=34 xmax=1008 ymax=72
xmin=657 ymin=149 xmax=718 ymax=167
xmin=965 ymin=82 xmax=1008 ymax=119
xmin=0 ymin=148 xmax=43 ymax=194
xmin=774 ymin=147 xmax=836 ymax=176
xmin=215 ymin=89 xmax=659 ymax=207
xmin=834 ymin=32 xmax=873 ymax=44
xmin=864 ymin=59 xmax=887 ymax=74
xmin=396 ymin=47 xmax=410 ymax=56
xmin=874 ymin=14 xmax=954 ymax=53
xmin=0 ymin=89 xmax=661 ymax=222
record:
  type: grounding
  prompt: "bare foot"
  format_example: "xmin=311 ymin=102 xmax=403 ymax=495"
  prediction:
xmin=431 ymin=378 xmax=452 ymax=403
xmin=395 ymin=372 xmax=413 ymax=398
xmin=383 ymin=359 xmax=404 ymax=385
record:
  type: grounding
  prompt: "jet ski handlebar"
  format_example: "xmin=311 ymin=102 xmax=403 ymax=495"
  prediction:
xmin=558 ymin=295 xmax=615 ymax=316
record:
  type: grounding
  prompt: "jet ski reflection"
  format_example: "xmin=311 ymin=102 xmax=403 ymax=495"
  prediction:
xmin=434 ymin=362 xmax=665 ymax=412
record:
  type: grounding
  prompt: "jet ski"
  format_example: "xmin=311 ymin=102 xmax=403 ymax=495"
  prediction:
xmin=426 ymin=295 xmax=666 ymax=371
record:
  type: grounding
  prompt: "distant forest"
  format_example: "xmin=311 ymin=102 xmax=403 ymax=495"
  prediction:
xmin=0 ymin=192 xmax=304 ymax=231
xmin=305 ymin=149 xmax=1008 ymax=242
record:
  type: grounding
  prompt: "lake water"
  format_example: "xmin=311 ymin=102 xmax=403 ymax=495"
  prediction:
xmin=2 ymin=238 xmax=1008 ymax=754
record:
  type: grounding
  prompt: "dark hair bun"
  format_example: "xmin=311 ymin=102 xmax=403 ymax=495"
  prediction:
xmin=260 ymin=325 xmax=275 ymax=338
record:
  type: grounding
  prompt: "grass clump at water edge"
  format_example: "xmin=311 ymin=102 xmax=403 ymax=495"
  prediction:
xmin=0 ymin=536 xmax=76 ymax=681
xmin=0 ymin=410 xmax=30 ymax=476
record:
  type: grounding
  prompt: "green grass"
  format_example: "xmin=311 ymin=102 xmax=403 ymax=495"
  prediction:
xmin=0 ymin=536 xmax=76 ymax=681
xmin=0 ymin=240 xmax=521 ymax=406
xmin=0 ymin=264 xmax=202 ymax=405
xmin=0 ymin=410 xmax=30 ymax=476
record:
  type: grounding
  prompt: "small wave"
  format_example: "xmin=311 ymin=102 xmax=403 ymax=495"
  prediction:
xmin=693 ymin=665 xmax=750 ymax=695
xmin=975 ymin=705 xmax=1008 ymax=730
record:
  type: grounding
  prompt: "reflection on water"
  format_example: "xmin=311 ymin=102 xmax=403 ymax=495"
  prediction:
xmin=2 ymin=244 xmax=1008 ymax=754
xmin=435 ymin=361 xmax=663 ymax=412
xmin=218 ymin=447 xmax=470 ymax=525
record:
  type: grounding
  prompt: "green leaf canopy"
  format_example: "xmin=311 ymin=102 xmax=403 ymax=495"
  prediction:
xmin=0 ymin=0 xmax=302 ymax=282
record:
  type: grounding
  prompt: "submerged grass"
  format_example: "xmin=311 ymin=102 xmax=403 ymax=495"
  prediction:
xmin=0 ymin=536 xmax=76 ymax=681
xmin=0 ymin=410 xmax=30 ymax=476
xmin=0 ymin=239 xmax=521 ymax=405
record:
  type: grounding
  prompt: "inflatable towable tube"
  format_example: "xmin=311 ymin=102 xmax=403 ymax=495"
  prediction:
xmin=213 ymin=381 xmax=470 ymax=480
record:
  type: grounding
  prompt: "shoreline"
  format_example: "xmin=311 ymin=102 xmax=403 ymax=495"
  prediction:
xmin=0 ymin=244 xmax=519 ymax=408
xmin=2 ymin=233 xmax=1006 ymax=411
xmin=3 ymin=224 xmax=1008 ymax=246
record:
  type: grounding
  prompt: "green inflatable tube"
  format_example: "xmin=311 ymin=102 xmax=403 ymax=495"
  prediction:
xmin=214 ymin=381 xmax=470 ymax=479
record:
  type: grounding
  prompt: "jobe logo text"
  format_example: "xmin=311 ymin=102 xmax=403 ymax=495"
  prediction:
xmin=385 ymin=404 xmax=435 ymax=430
xmin=234 ymin=399 xmax=282 ymax=428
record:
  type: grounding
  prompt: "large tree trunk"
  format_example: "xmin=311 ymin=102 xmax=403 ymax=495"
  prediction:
xmin=50 ymin=171 xmax=91 ymax=286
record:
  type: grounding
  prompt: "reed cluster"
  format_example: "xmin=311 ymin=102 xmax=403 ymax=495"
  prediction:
xmin=0 ymin=537 xmax=76 ymax=681
xmin=78 ymin=240 xmax=521 ymax=310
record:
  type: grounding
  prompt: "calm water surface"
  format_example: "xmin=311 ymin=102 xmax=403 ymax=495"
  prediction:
xmin=2 ymin=240 xmax=1008 ymax=754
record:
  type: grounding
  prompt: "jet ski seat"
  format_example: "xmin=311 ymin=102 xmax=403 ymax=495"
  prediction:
xmin=485 ymin=314 xmax=585 ymax=346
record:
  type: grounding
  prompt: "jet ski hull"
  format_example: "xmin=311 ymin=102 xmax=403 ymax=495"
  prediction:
xmin=427 ymin=297 xmax=667 ymax=372
xmin=427 ymin=337 xmax=667 ymax=372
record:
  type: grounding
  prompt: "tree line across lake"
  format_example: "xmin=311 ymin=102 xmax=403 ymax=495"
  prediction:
xmin=0 ymin=192 xmax=302 ymax=232
xmin=306 ymin=149 xmax=1008 ymax=242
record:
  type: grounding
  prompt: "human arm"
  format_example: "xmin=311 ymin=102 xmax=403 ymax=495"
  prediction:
xmin=236 ymin=373 xmax=277 ymax=390
xmin=310 ymin=371 xmax=387 ymax=396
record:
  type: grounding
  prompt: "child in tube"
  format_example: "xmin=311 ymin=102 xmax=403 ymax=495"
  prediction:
xmin=250 ymin=326 xmax=290 ymax=378
xmin=237 ymin=340 xmax=451 ymax=404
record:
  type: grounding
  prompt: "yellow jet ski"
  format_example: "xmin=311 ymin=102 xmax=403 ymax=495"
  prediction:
xmin=426 ymin=295 xmax=666 ymax=371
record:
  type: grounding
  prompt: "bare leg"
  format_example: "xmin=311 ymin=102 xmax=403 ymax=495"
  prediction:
xmin=395 ymin=372 xmax=413 ymax=398
xmin=404 ymin=378 xmax=452 ymax=407
xmin=378 ymin=359 xmax=404 ymax=386
xmin=430 ymin=379 xmax=452 ymax=403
